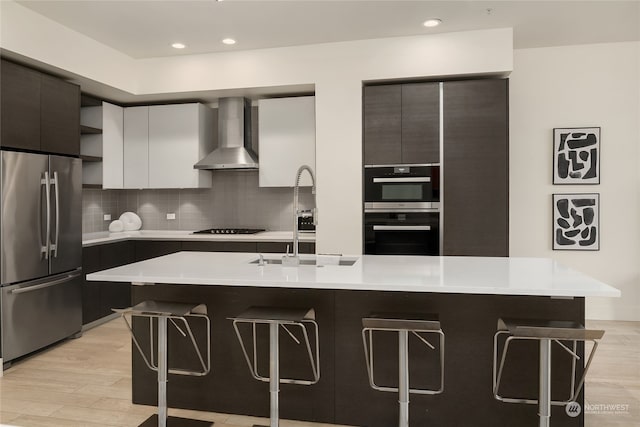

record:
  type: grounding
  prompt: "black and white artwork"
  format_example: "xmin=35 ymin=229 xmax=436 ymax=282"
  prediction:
xmin=553 ymin=127 xmax=600 ymax=184
xmin=553 ymin=193 xmax=599 ymax=251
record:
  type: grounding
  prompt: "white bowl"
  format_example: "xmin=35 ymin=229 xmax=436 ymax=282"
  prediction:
xmin=108 ymin=220 xmax=124 ymax=233
xmin=119 ymin=212 xmax=142 ymax=231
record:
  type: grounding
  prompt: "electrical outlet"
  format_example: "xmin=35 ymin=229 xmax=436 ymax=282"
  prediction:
xmin=166 ymin=213 xmax=176 ymax=220
xmin=103 ymin=214 xmax=111 ymax=221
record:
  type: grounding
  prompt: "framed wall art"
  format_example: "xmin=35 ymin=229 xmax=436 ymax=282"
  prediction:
xmin=553 ymin=127 xmax=600 ymax=184
xmin=553 ymin=193 xmax=599 ymax=251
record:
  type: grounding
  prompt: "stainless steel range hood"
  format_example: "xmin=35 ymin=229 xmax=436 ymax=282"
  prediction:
xmin=194 ymin=97 xmax=258 ymax=170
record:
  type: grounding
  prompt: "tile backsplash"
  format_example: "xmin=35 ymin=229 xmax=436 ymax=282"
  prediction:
xmin=82 ymin=171 xmax=313 ymax=234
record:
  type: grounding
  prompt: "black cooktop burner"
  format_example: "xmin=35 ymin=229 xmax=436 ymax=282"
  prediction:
xmin=192 ymin=228 xmax=266 ymax=235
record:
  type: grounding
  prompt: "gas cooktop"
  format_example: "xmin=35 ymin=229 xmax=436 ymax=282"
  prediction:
xmin=192 ymin=228 xmax=266 ymax=235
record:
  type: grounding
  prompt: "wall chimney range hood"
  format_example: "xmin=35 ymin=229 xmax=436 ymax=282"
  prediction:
xmin=194 ymin=97 xmax=258 ymax=170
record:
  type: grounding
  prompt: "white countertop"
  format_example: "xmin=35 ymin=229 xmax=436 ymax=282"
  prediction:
xmin=86 ymin=252 xmax=621 ymax=298
xmin=82 ymin=230 xmax=315 ymax=247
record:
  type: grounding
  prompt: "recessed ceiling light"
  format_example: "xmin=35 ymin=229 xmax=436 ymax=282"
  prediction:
xmin=171 ymin=42 xmax=186 ymax=49
xmin=222 ymin=38 xmax=236 ymax=45
xmin=423 ymin=19 xmax=442 ymax=28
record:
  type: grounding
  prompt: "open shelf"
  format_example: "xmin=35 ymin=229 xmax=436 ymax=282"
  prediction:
xmin=81 ymin=94 xmax=102 ymax=107
xmin=81 ymin=125 xmax=102 ymax=135
xmin=81 ymin=155 xmax=102 ymax=162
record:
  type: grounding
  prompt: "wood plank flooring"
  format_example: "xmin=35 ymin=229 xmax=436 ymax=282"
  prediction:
xmin=0 ymin=318 xmax=638 ymax=427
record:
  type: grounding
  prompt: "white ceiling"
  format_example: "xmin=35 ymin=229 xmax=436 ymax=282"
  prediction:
xmin=16 ymin=0 xmax=640 ymax=59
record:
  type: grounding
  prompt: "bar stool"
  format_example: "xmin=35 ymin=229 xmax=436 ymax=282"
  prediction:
xmin=115 ymin=300 xmax=212 ymax=427
xmin=493 ymin=318 xmax=605 ymax=427
xmin=362 ymin=313 xmax=445 ymax=427
xmin=230 ymin=306 xmax=320 ymax=427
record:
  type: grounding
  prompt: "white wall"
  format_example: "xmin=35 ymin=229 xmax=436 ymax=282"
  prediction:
xmin=509 ymin=41 xmax=640 ymax=320
xmin=0 ymin=0 xmax=139 ymax=93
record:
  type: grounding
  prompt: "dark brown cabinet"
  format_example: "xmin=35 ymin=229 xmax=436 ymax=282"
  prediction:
xmin=83 ymin=239 xmax=317 ymax=324
xmin=82 ymin=242 xmax=134 ymax=325
xmin=256 ymin=241 xmax=315 ymax=254
xmin=40 ymin=73 xmax=80 ymax=156
xmin=1 ymin=60 xmax=41 ymax=151
xmin=132 ymin=240 xmax=315 ymax=262
xmin=401 ymin=83 xmax=440 ymax=164
xmin=0 ymin=59 xmax=80 ymax=155
xmin=82 ymin=246 xmax=102 ymax=325
xmin=182 ymin=241 xmax=257 ymax=252
xmin=442 ymin=79 xmax=509 ymax=256
xmin=134 ymin=241 xmax=182 ymax=261
xmin=363 ymin=85 xmax=402 ymax=165
xmin=363 ymin=82 xmax=439 ymax=165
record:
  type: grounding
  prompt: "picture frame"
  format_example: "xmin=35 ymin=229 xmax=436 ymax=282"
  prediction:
xmin=553 ymin=127 xmax=600 ymax=184
xmin=552 ymin=193 xmax=600 ymax=251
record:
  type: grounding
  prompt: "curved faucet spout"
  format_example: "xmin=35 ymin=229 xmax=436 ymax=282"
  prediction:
xmin=292 ymin=165 xmax=317 ymax=259
xmin=295 ymin=165 xmax=316 ymax=192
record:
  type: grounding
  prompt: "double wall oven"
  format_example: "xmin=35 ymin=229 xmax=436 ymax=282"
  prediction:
xmin=364 ymin=165 xmax=440 ymax=255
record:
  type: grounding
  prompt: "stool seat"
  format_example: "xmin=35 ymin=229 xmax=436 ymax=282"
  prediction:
xmin=231 ymin=306 xmax=315 ymax=323
xmin=363 ymin=312 xmax=440 ymax=331
xmin=115 ymin=300 xmax=207 ymax=317
xmin=497 ymin=318 xmax=604 ymax=340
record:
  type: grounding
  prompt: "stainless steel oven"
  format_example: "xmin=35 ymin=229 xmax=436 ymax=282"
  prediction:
xmin=364 ymin=209 xmax=439 ymax=255
xmin=364 ymin=165 xmax=439 ymax=207
xmin=364 ymin=165 xmax=441 ymax=256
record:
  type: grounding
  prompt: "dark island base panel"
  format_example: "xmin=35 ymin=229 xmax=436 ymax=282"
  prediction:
xmin=131 ymin=286 xmax=585 ymax=427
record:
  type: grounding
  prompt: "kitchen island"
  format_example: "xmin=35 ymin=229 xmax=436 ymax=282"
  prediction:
xmin=87 ymin=252 xmax=619 ymax=427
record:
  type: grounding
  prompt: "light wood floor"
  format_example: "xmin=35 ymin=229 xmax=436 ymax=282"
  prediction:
xmin=0 ymin=319 xmax=638 ymax=427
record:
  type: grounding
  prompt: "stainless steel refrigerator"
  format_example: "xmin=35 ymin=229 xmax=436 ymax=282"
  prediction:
xmin=1 ymin=150 xmax=82 ymax=366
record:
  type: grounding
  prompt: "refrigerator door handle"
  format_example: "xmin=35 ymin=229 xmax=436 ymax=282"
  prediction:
xmin=41 ymin=171 xmax=51 ymax=260
xmin=51 ymin=171 xmax=60 ymax=258
xmin=10 ymin=270 xmax=82 ymax=294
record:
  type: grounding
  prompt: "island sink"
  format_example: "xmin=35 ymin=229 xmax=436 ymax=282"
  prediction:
xmin=250 ymin=255 xmax=358 ymax=266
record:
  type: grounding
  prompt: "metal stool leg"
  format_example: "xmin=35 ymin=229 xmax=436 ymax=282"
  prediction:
xmin=269 ymin=322 xmax=280 ymax=427
xmin=539 ymin=339 xmax=551 ymax=427
xmin=398 ymin=330 xmax=410 ymax=427
xmin=157 ymin=316 xmax=168 ymax=427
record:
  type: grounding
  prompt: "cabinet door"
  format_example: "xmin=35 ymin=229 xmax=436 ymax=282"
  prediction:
xmin=123 ymin=106 xmax=149 ymax=188
xmin=100 ymin=241 xmax=135 ymax=269
xmin=148 ymin=104 xmax=210 ymax=188
xmin=0 ymin=60 xmax=41 ymax=151
xmin=100 ymin=242 xmax=132 ymax=316
xmin=443 ymin=79 xmax=509 ymax=257
xmin=182 ymin=241 xmax=257 ymax=252
xmin=256 ymin=241 xmax=315 ymax=254
xmin=401 ymin=83 xmax=440 ymax=164
xmin=363 ymin=85 xmax=402 ymax=165
xmin=41 ymin=74 xmax=80 ymax=156
xmin=101 ymin=282 xmax=131 ymax=315
xmin=102 ymin=102 xmax=124 ymax=189
xmin=258 ymin=96 xmax=316 ymax=187
xmin=82 ymin=246 xmax=102 ymax=325
xmin=134 ymin=241 xmax=181 ymax=261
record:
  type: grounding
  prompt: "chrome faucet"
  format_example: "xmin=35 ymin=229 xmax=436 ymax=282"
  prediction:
xmin=283 ymin=165 xmax=317 ymax=266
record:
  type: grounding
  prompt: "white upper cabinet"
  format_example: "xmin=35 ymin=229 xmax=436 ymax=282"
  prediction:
xmin=258 ymin=96 xmax=316 ymax=187
xmin=123 ymin=103 xmax=213 ymax=189
xmin=148 ymin=104 xmax=212 ymax=188
xmin=123 ymin=106 xmax=149 ymax=189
